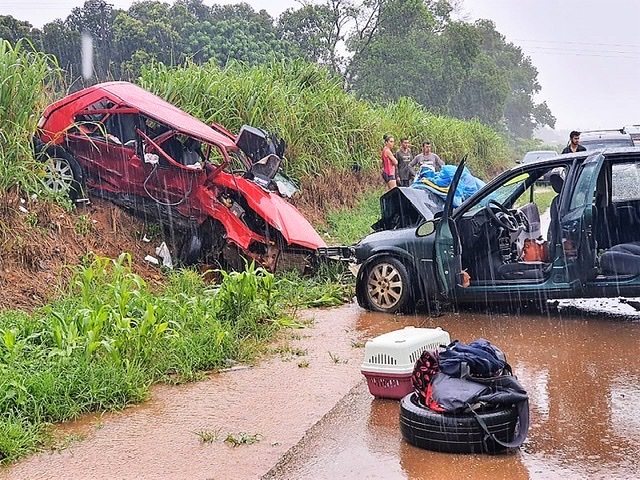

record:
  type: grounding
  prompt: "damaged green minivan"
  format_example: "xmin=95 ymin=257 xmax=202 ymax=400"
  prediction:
xmin=351 ymin=148 xmax=640 ymax=313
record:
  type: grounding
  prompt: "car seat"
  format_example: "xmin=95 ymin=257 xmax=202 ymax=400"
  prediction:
xmin=497 ymin=184 xmax=557 ymax=281
xmin=515 ymin=202 xmax=542 ymax=258
xmin=546 ymin=169 xmax=565 ymax=258
xmin=182 ymin=139 xmax=202 ymax=166
xmin=600 ymin=242 xmax=640 ymax=276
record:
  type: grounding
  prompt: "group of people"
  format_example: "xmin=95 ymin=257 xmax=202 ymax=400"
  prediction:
xmin=380 ymin=130 xmax=585 ymax=191
xmin=381 ymin=135 xmax=444 ymax=190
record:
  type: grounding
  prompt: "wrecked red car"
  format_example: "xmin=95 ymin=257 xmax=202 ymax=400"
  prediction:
xmin=35 ymin=81 xmax=326 ymax=272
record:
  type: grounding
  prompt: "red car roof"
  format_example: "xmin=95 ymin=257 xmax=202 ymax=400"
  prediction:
xmin=43 ymin=81 xmax=237 ymax=149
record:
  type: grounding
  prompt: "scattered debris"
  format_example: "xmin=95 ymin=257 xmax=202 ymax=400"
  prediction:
xmin=155 ymin=242 xmax=173 ymax=269
xmin=144 ymin=255 xmax=160 ymax=265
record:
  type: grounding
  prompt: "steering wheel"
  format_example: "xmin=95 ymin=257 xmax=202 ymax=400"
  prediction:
xmin=485 ymin=199 xmax=520 ymax=232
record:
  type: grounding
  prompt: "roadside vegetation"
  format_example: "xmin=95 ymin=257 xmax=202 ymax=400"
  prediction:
xmin=0 ymin=39 xmax=512 ymax=247
xmin=140 ymin=60 xmax=511 ymax=182
xmin=1 ymin=0 xmax=555 ymax=142
xmin=0 ymin=254 xmax=350 ymax=463
xmin=325 ymin=188 xmax=386 ymax=245
xmin=0 ymin=40 xmax=60 ymax=198
xmin=0 ymin=27 xmax=520 ymax=465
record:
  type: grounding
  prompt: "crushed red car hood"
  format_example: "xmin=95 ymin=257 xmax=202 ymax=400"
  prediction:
xmin=215 ymin=174 xmax=326 ymax=249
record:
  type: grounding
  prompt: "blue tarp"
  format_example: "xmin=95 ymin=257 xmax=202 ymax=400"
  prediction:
xmin=410 ymin=165 xmax=485 ymax=207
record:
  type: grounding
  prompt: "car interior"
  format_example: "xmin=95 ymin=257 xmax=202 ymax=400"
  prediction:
xmin=456 ymin=158 xmax=640 ymax=285
xmin=456 ymin=164 xmax=568 ymax=285
xmin=595 ymin=160 xmax=640 ymax=276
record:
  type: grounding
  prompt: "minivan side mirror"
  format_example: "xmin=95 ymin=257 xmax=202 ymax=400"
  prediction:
xmin=416 ymin=220 xmax=436 ymax=237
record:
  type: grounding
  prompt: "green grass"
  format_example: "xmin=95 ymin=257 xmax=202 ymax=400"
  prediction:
xmin=0 ymin=39 xmax=61 ymax=197
xmin=514 ymin=185 xmax=556 ymax=214
xmin=325 ymin=188 xmax=385 ymax=245
xmin=139 ymin=59 xmax=512 ymax=182
xmin=534 ymin=188 xmax=556 ymax=214
xmin=0 ymin=253 xmax=348 ymax=464
xmin=194 ymin=429 xmax=222 ymax=444
xmin=224 ymin=432 xmax=261 ymax=447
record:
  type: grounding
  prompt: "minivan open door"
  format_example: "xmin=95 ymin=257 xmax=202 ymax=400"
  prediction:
xmin=434 ymin=155 xmax=467 ymax=299
xmin=560 ymin=152 xmax=605 ymax=285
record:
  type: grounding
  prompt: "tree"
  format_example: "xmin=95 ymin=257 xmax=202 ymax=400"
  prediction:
xmin=66 ymin=0 xmax=121 ymax=80
xmin=347 ymin=4 xmax=554 ymax=138
xmin=450 ymin=52 xmax=510 ymax=126
xmin=113 ymin=1 xmax=295 ymax=78
xmin=472 ymin=19 xmax=556 ymax=138
xmin=348 ymin=0 xmax=476 ymax=112
xmin=38 ymin=20 xmax=81 ymax=81
xmin=113 ymin=0 xmax=182 ymax=73
xmin=278 ymin=1 xmax=356 ymax=74
xmin=203 ymin=3 xmax=296 ymax=66
xmin=0 ymin=16 xmax=35 ymax=44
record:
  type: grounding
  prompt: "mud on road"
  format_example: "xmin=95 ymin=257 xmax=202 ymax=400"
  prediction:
xmin=266 ymin=299 xmax=640 ymax=480
xmin=0 ymin=304 xmax=368 ymax=480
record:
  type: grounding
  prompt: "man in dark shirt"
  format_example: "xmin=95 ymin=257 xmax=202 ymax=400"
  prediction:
xmin=395 ymin=137 xmax=414 ymax=186
xmin=561 ymin=131 xmax=587 ymax=154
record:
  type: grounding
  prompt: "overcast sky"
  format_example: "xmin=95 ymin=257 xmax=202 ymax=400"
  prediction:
xmin=4 ymin=0 xmax=640 ymax=132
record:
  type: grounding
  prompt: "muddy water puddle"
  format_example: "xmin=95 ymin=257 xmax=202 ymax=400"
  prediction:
xmin=2 ymin=299 xmax=640 ymax=479
xmin=266 ymin=299 xmax=640 ymax=479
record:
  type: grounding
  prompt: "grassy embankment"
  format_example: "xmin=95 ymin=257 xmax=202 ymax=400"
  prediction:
xmin=0 ymin=254 xmax=349 ymax=463
xmin=0 ymin=41 xmax=349 ymax=463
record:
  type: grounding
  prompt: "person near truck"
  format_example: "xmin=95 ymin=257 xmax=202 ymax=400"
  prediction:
xmin=561 ymin=131 xmax=587 ymax=154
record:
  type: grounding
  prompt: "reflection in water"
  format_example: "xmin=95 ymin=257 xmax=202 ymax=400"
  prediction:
xmin=519 ymin=367 xmax=549 ymax=421
xmin=611 ymin=379 xmax=640 ymax=443
xmin=398 ymin=440 xmax=530 ymax=480
xmin=352 ymin=303 xmax=640 ymax=480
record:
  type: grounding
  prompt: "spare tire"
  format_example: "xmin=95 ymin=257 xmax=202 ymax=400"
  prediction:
xmin=399 ymin=392 xmax=518 ymax=454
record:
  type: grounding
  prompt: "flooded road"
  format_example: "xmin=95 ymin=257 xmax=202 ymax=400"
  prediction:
xmin=266 ymin=300 xmax=640 ymax=479
xmin=2 ymin=300 xmax=640 ymax=479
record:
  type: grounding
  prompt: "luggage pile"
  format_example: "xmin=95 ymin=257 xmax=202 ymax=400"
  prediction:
xmin=400 ymin=339 xmax=530 ymax=454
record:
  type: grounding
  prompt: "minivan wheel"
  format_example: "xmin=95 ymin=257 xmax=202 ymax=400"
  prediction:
xmin=39 ymin=147 xmax=85 ymax=201
xmin=357 ymin=256 xmax=413 ymax=313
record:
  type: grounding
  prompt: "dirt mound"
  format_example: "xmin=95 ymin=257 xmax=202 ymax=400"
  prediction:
xmin=294 ymin=168 xmax=379 ymax=228
xmin=0 ymin=191 xmax=163 ymax=311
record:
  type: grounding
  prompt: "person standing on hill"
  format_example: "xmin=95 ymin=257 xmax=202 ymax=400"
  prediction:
xmin=381 ymin=134 xmax=398 ymax=190
xmin=408 ymin=141 xmax=444 ymax=175
xmin=561 ymin=131 xmax=586 ymax=154
xmin=395 ymin=137 xmax=413 ymax=187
